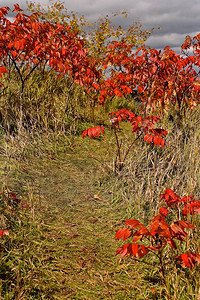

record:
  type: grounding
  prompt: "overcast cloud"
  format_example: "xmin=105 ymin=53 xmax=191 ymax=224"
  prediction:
xmin=2 ymin=0 xmax=200 ymax=52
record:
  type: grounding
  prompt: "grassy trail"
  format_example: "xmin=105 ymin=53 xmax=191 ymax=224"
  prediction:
xmin=2 ymin=125 xmax=199 ymax=299
xmin=14 ymin=142 xmax=147 ymax=300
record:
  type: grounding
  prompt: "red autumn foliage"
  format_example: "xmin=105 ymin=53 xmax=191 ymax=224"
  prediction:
xmin=82 ymin=109 xmax=168 ymax=172
xmin=82 ymin=125 xmax=105 ymax=138
xmin=109 ymin=108 xmax=136 ymax=125
xmin=159 ymin=207 xmax=169 ymax=216
xmin=9 ymin=192 xmax=30 ymax=209
xmin=101 ymin=39 xmax=199 ymax=112
xmin=83 ymin=109 xmax=168 ymax=148
xmin=0 ymin=4 xmax=101 ymax=101
xmin=13 ymin=4 xmax=23 ymax=12
xmin=109 ymin=110 xmax=168 ymax=147
xmin=116 ymin=243 xmax=149 ymax=258
xmin=0 ymin=5 xmax=199 ymax=116
xmin=160 ymin=189 xmax=181 ymax=207
xmin=0 ymin=65 xmax=7 ymax=87
xmin=0 ymin=229 xmax=9 ymax=238
xmin=175 ymin=253 xmax=200 ymax=268
xmin=115 ymin=190 xmax=200 ymax=271
xmin=160 ymin=189 xmax=200 ymax=216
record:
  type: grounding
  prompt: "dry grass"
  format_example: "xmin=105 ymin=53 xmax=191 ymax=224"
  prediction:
xmin=0 ymin=106 xmax=199 ymax=299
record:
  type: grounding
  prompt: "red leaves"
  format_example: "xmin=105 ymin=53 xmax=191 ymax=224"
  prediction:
xmin=13 ymin=4 xmax=23 ymax=12
xmin=82 ymin=110 xmax=167 ymax=175
xmin=137 ymin=86 xmax=143 ymax=93
xmin=159 ymin=207 xmax=169 ymax=216
xmin=149 ymin=128 xmax=168 ymax=137
xmin=11 ymin=50 xmax=18 ymax=58
xmin=149 ymin=214 xmax=171 ymax=239
xmin=0 ymin=4 xmax=198 ymax=111
xmin=166 ymin=239 xmax=177 ymax=249
xmin=131 ymin=243 xmax=139 ymax=256
xmin=147 ymin=128 xmax=168 ymax=146
xmin=115 ymin=190 xmax=200 ymax=270
xmin=170 ymin=223 xmax=187 ymax=241
xmin=115 ymin=215 xmax=199 ymax=266
xmin=10 ymin=192 xmax=20 ymax=203
xmin=115 ymin=228 xmax=132 ymax=241
xmin=0 ymin=66 xmax=7 ymax=84
xmin=109 ymin=109 xmax=168 ymax=147
xmin=116 ymin=243 xmax=149 ymax=258
xmin=9 ymin=192 xmax=30 ymax=209
xmin=131 ymin=115 xmax=168 ymax=147
xmin=13 ymin=39 xmax=27 ymax=51
xmin=115 ymin=220 xmax=150 ymax=252
xmin=114 ymin=88 xmax=123 ymax=97
xmin=175 ymin=220 xmax=195 ymax=229
xmin=0 ymin=3 xmax=102 ymax=96
xmin=82 ymin=125 xmax=104 ymax=138
xmin=132 ymin=225 xmax=150 ymax=242
xmin=0 ymin=66 xmax=7 ymax=74
xmin=160 ymin=188 xmax=200 ymax=216
xmin=0 ymin=6 xmax=9 ymax=17
xmin=102 ymin=34 xmax=199 ymax=109
xmin=109 ymin=109 xmax=135 ymax=125
xmin=181 ymin=199 xmax=200 ymax=216
xmin=144 ymin=134 xmax=165 ymax=147
xmin=115 ymin=220 xmax=148 ymax=242
xmin=0 ymin=229 xmax=9 ymax=238
xmin=160 ymin=189 xmax=181 ymax=207
xmin=175 ymin=253 xmax=200 ymax=268
xmin=82 ymin=108 xmax=166 ymax=148
xmin=125 ymin=219 xmax=142 ymax=228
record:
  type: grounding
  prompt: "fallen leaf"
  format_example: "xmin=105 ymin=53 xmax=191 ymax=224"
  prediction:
xmin=94 ymin=194 xmax=104 ymax=201
xmin=82 ymin=248 xmax=89 ymax=251
xmin=2 ymin=229 xmax=9 ymax=236
xmin=82 ymin=198 xmax=88 ymax=201
xmin=0 ymin=229 xmax=9 ymax=238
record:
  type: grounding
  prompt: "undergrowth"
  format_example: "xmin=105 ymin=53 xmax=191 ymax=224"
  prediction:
xmin=0 ymin=3 xmax=199 ymax=298
xmin=0 ymin=105 xmax=199 ymax=299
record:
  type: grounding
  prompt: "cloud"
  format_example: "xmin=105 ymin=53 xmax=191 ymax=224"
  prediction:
xmin=1 ymin=0 xmax=199 ymax=51
xmin=146 ymin=31 xmax=199 ymax=50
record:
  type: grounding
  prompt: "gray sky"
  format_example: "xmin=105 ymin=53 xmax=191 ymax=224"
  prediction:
xmin=2 ymin=0 xmax=200 ymax=52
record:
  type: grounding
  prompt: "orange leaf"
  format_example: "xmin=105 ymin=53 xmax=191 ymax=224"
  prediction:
xmin=131 ymin=243 xmax=138 ymax=256
xmin=115 ymin=228 xmax=132 ymax=241
xmin=12 ymin=51 xmax=18 ymax=58
xmin=0 ymin=66 xmax=7 ymax=74
xmin=82 ymin=126 xmax=105 ymax=139
xmin=144 ymin=134 xmax=153 ymax=143
xmin=13 ymin=4 xmax=23 ymax=12
xmin=159 ymin=207 xmax=169 ymax=216
xmin=125 ymin=219 xmax=142 ymax=228
xmin=114 ymin=88 xmax=123 ymax=97
xmin=0 ymin=229 xmax=9 ymax=238
xmin=177 ymin=253 xmax=193 ymax=268
xmin=138 ymin=86 xmax=143 ymax=93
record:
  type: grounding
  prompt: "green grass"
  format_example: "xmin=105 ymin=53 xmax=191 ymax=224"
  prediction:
xmin=0 ymin=107 xmax=200 ymax=299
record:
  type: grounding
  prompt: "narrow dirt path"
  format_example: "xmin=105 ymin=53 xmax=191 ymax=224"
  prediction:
xmin=30 ymin=149 xmax=144 ymax=299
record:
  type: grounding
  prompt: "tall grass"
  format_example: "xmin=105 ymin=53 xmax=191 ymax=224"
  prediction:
xmin=0 ymin=65 xmax=199 ymax=298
